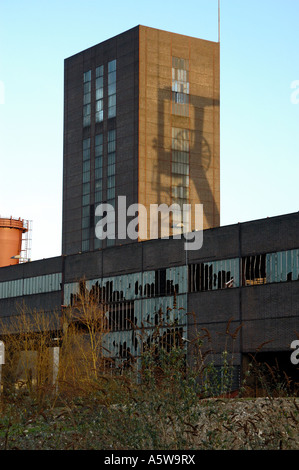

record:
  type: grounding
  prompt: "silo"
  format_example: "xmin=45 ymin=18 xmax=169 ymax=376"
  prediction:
xmin=0 ymin=217 xmax=28 ymax=267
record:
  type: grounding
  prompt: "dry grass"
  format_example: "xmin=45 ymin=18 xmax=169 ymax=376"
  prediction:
xmin=0 ymin=294 xmax=298 ymax=450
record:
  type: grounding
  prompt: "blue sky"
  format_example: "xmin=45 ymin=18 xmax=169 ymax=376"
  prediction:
xmin=0 ymin=0 xmax=298 ymax=260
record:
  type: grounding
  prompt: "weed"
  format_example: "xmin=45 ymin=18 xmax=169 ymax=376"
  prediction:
xmin=0 ymin=293 xmax=298 ymax=450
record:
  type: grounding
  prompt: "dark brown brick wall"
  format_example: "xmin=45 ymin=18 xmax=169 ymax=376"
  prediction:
xmin=62 ymin=26 xmax=139 ymax=255
xmin=0 ymin=212 xmax=298 ymax=360
xmin=62 ymin=25 xmax=220 ymax=256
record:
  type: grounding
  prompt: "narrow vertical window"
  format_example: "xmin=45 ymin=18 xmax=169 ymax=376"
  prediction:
xmin=82 ymin=138 xmax=91 ymax=251
xmin=83 ymin=70 xmax=91 ymax=127
xmin=172 ymin=57 xmax=189 ymax=117
xmin=108 ymin=60 xmax=116 ymax=118
xmin=95 ymin=65 xmax=104 ymax=123
xmin=95 ymin=133 xmax=103 ymax=204
xmin=107 ymin=129 xmax=116 ymax=204
xmin=107 ymin=129 xmax=116 ymax=246
xmin=172 ymin=127 xmax=189 ymax=227
xmin=94 ymin=133 xmax=103 ymax=249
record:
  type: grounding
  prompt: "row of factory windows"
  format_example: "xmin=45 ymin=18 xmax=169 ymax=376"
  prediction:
xmin=0 ymin=273 xmax=62 ymax=300
xmin=67 ymin=273 xmax=187 ymax=333
xmin=67 ymin=266 xmax=186 ymax=306
xmin=189 ymin=249 xmax=299 ymax=292
xmin=0 ymin=249 xmax=298 ymax=300
xmin=65 ymin=248 xmax=299 ymax=306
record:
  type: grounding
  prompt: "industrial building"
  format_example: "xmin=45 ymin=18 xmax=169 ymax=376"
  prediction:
xmin=0 ymin=211 xmax=298 ymax=386
xmin=62 ymin=25 xmax=220 ymax=254
xmin=0 ymin=26 xmax=298 ymax=388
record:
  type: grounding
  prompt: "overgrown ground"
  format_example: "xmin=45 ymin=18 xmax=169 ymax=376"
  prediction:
xmin=0 ymin=393 xmax=298 ymax=450
xmin=0 ymin=301 xmax=298 ymax=450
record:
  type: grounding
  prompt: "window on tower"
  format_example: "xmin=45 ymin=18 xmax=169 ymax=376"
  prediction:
xmin=108 ymin=60 xmax=116 ymax=118
xmin=171 ymin=127 xmax=190 ymax=228
xmin=95 ymin=65 xmax=104 ymax=123
xmin=83 ymin=70 xmax=91 ymax=127
xmin=82 ymin=138 xmax=91 ymax=251
xmin=172 ymin=57 xmax=189 ymax=117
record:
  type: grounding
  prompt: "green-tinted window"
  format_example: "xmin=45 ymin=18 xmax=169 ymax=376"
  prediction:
xmin=83 ymin=70 xmax=91 ymax=127
xmin=108 ymin=60 xmax=116 ymax=118
xmin=172 ymin=57 xmax=189 ymax=117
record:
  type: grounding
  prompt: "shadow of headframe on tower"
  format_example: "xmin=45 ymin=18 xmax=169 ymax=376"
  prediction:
xmin=151 ymin=86 xmax=220 ymax=234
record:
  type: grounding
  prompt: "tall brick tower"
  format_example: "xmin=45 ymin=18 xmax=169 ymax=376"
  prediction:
xmin=62 ymin=25 xmax=220 ymax=255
